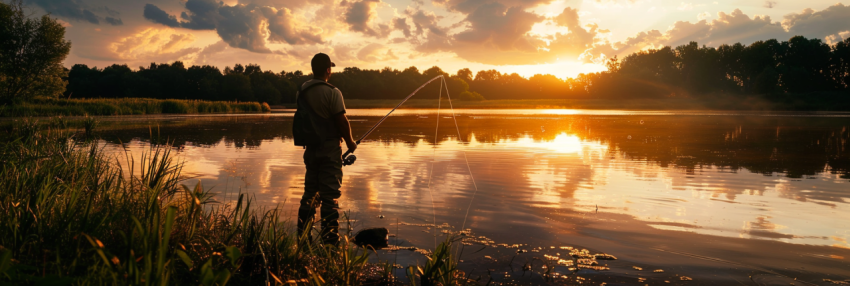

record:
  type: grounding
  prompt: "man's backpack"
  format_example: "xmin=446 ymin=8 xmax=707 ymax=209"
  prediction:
xmin=292 ymin=81 xmax=338 ymax=146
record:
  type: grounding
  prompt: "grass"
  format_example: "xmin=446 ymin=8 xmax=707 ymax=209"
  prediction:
xmin=0 ymin=119 xmax=475 ymax=285
xmin=0 ymin=98 xmax=271 ymax=117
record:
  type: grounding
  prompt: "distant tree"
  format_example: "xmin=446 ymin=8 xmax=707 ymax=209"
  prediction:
xmin=221 ymin=72 xmax=253 ymax=102
xmin=834 ymin=38 xmax=850 ymax=89
xmin=0 ymin=0 xmax=71 ymax=103
xmin=456 ymin=68 xmax=473 ymax=83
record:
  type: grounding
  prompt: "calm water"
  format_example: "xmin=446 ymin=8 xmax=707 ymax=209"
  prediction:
xmin=94 ymin=109 xmax=850 ymax=285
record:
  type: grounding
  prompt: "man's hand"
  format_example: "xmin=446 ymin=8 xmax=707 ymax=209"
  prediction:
xmin=345 ymin=138 xmax=357 ymax=153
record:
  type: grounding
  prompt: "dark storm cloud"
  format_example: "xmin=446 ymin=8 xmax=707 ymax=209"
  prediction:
xmin=180 ymin=0 xmax=219 ymax=30
xmin=214 ymin=4 xmax=270 ymax=53
xmin=28 ymin=0 xmax=123 ymax=25
xmin=104 ymin=16 xmax=122 ymax=25
xmin=143 ymin=0 xmax=325 ymax=53
xmin=143 ymin=3 xmax=181 ymax=27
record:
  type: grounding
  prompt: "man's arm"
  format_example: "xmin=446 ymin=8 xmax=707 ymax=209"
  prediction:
xmin=334 ymin=113 xmax=357 ymax=153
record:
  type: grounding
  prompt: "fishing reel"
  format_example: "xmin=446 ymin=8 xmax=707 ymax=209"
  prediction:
xmin=343 ymin=154 xmax=357 ymax=166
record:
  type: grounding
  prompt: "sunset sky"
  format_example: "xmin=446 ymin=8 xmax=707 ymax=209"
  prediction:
xmin=22 ymin=0 xmax=850 ymax=79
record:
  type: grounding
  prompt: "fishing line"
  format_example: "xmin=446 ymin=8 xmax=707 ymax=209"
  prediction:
xmin=342 ymin=75 xmax=444 ymax=159
xmin=340 ymin=75 xmax=480 ymax=249
xmin=441 ymin=77 xmax=479 ymax=231
xmin=423 ymin=78 xmax=444 ymax=248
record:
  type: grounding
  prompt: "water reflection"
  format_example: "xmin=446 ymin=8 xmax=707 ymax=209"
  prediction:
xmin=96 ymin=112 xmax=850 ymax=253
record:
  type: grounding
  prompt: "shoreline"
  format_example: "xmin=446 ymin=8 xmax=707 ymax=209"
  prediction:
xmin=0 ymin=98 xmax=271 ymax=117
xmin=276 ymin=97 xmax=850 ymax=111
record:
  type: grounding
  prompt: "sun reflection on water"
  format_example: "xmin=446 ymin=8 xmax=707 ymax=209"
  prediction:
xmin=98 ymin=113 xmax=850 ymax=251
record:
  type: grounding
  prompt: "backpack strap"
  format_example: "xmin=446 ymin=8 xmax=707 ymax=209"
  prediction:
xmin=297 ymin=81 xmax=336 ymax=102
xmin=297 ymin=81 xmax=336 ymax=115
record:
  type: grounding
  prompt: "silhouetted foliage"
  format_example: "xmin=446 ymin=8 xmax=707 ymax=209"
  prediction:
xmin=586 ymin=37 xmax=850 ymax=100
xmin=0 ymin=0 xmax=70 ymax=104
xmin=65 ymin=63 xmax=477 ymax=104
xmin=62 ymin=36 xmax=850 ymax=108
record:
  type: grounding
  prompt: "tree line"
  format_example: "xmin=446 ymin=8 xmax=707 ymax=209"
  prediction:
xmin=64 ymin=63 xmax=484 ymax=104
xmin=59 ymin=35 xmax=850 ymax=105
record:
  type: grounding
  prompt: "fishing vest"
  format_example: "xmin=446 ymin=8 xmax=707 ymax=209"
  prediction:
xmin=292 ymin=81 xmax=340 ymax=147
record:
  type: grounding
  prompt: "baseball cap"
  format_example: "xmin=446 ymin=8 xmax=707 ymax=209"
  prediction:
xmin=311 ymin=53 xmax=336 ymax=70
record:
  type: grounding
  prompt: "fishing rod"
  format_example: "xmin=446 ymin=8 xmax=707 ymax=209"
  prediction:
xmin=342 ymin=75 xmax=444 ymax=166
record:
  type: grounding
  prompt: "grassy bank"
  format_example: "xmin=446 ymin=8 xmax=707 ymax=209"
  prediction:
xmin=0 ymin=98 xmax=271 ymax=117
xmin=0 ymin=120 xmax=472 ymax=285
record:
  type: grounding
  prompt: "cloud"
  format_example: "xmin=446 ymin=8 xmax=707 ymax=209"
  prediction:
xmin=435 ymin=0 xmax=554 ymax=13
xmin=214 ymin=4 xmax=270 ymax=53
xmin=109 ymin=27 xmax=201 ymax=61
xmin=29 ymin=0 xmax=123 ymax=25
xmin=764 ymin=1 xmax=776 ymax=8
xmin=344 ymin=0 xmax=391 ymax=37
xmin=583 ymin=4 xmax=850 ymax=63
xmin=194 ymin=41 xmax=229 ymax=64
xmin=178 ymin=0 xmax=219 ymax=30
xmin=262 ymin=7 xmax=325 ymax=45
xmin=104 ymin=16 xmax=123 ymax=25
xmin=393 ymin=17 xmax=412 ymax=38
xmin=783 ymin=3 xmax=850 ymax=40
xmin=332 ymin=44 xmax=358 ymax=62
xmin=357 ymin=43 xmax=397 ymax=61
xmin=143 ymin=0 xmax=326 ymax=54
xmin=143 ymin=4 xmax=180 ymax=27
xmin=451 ymin=3 xmax=544 ymax=57
xmin=411 ymin=5 xmax=599 ymax=65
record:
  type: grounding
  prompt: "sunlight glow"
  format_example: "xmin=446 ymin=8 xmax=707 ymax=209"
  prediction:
xmin=516 ymin=133 xmax=584 ymax=154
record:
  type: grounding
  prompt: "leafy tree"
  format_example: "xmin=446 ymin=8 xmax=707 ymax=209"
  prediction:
xmin=0 ymin=0 xmax=71 ymax=103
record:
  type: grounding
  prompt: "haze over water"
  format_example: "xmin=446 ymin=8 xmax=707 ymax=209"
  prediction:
xmin=97 ymin=109 xmax=850 ymax=284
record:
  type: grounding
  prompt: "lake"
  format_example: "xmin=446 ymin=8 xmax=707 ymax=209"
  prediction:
xmin=94 ymin=109 xmax=850 ymax=285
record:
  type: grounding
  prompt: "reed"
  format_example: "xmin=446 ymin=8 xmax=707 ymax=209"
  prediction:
xmin=0 ymin=121 xmax=412 ymax=285
xmin=0 ymin=98 xmax=271 ymax=117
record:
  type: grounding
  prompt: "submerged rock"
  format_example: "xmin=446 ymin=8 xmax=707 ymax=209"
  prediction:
xmin=353 ymin=228 xmax=389 ymax=249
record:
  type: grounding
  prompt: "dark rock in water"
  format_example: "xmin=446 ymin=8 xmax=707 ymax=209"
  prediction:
xmin=353 ymin=228 xmax=389 ymax=249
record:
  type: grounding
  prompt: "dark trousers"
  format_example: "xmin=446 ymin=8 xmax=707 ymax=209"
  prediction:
xmin=297 ymin=140 xmax=343 ymax=244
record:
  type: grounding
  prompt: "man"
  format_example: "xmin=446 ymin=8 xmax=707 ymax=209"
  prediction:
xmin=296 ymin=53 xmax=357 ymax=245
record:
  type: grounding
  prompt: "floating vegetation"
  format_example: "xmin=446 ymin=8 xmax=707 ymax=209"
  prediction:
xmin=633 ymin=266 xmax=644 ymax=271
xmin=570 ymin=248 xmax=595 ymax=259
xmin=654 ymin=269 xmax=665 ymax=273
xmin=595 ymin=253 xmax=618 ymax=260
xmin=578 ymin=265 xmax=611 ymax=271
xmin=397 ymin=222 xmax=436 ymax=227
xmin=680 ymin=276 xmax=694 ymax=281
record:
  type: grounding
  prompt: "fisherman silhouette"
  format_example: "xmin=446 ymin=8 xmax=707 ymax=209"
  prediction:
xmin=293 ymin=53 xmax=357 ymax=245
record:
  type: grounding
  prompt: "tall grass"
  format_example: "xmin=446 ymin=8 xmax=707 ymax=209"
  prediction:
xmin=0 ymin=121 xmax=440 ymax=285
xmin=0 ymin=98 xmax=271 ymax=117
